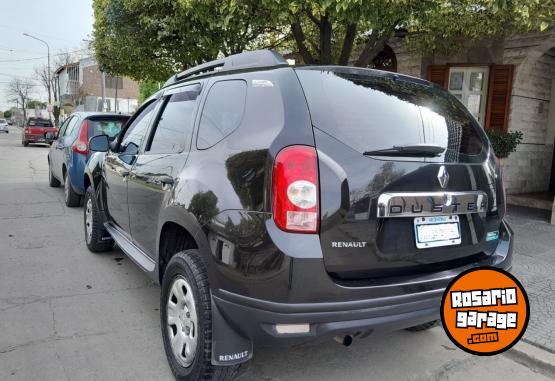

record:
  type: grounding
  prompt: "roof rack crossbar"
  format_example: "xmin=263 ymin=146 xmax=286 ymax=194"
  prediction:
xmin=164 ymin=50 xmax=288 ymax=87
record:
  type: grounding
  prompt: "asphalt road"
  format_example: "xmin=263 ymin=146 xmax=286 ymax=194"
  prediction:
xmin=0 ymin=125 xmax=551 ymax=381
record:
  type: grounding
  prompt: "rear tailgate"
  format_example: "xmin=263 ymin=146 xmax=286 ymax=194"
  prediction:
xmin=295 ymin=68 xmax=505 ymax=280
xmin=26 ymin=119 xmax=56 ymax=137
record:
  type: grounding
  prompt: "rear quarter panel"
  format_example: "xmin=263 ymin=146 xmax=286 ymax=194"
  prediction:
xmin=157 ymin=67 xmax=315 ymax=297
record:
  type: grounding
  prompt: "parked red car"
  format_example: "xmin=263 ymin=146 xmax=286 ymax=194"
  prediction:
xmin=22 ymin=118 xmax=57 ymax=146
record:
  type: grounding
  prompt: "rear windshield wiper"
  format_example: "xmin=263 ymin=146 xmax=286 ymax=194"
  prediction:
xmin=363 ymin=144 xmax=445 ymax=157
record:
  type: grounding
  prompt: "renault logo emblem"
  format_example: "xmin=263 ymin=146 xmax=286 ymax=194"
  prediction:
xmin=438 ymin=166 xmax=449 ymax=189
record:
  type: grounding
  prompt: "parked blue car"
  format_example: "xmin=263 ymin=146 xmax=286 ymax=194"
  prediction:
xmin=48 ymin=112 xmax=130 ymax=206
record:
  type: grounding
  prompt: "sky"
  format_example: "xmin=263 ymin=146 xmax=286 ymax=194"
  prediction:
xmin=0 ymin=0 xmax=94 ymax=111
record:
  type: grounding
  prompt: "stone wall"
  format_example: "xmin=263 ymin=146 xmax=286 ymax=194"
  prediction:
xmin=388 ymin=39 xmax=422 ymax=77
xmin=503 ymin=33 xmax=555 ymax=194
xmin=390 ymin=32 xmax=555 ymax=194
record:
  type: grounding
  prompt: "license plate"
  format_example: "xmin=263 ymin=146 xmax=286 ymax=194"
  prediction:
xmin=414 ymin=215 xmax=461 ymax=249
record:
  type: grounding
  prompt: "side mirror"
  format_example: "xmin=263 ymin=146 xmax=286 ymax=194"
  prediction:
xmin=89 ymin=134 xmax=110 ymax=152
xmin=45 ymin=132 xmax=57 ymax=141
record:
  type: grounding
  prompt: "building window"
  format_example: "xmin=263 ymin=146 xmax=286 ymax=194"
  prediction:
xmin=448 ymin=67 xmax=489 ymax=125
xmin=105 ymin=76 xmax=123 ymax=89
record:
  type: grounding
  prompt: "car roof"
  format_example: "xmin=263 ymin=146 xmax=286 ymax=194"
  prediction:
xmin=68 ymin=112 xmax=130 ymax=118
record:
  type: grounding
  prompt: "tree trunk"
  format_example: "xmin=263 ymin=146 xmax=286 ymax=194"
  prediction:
xmin=355 ymin=33 xmax=389 ymax=67
xmin=291 ymin=22 xmax=314 ymax=64
xmin=319 ymin=13 xmax=332 ymax=64
xmin=338 ymin=23 xmax=357 ymax=66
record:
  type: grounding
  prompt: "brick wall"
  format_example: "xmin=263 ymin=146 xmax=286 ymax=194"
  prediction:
xmin=81 ymin=64 xmax=139 ymax=100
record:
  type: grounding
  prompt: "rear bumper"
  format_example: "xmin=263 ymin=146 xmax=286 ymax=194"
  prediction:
xmin=24 ymin=134 xmax=51 ymax=143
xmin=212 ymin=219 xmax=513 ymax=347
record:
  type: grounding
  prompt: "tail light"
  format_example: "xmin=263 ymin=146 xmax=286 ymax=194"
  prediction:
xmin=272 ymin=145 xmax=319 ymax=233
xmin=72 ymin=120 xmax=89 ymax=155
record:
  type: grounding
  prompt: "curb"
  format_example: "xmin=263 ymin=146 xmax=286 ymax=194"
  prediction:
xmin=505 ymin=341 xmax=555 ymax=378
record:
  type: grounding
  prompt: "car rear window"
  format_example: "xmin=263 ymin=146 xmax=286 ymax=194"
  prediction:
xmin=28 ymin=119 xmax=53 ymax=127
xmin=0 ymin=119 xmax=6 ymax=123
xmin=88 ymin=117 xmax=129 ymax=140
xmin=295 ymin=68 xmax=488 ymax=163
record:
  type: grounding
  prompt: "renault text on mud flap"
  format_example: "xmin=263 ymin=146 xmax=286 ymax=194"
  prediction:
xmin=331 ymin=242 xmax=368 ymax=248
xmin=219 ymin=351 xmax=250 ymax=362
xmin=377 ymin=191 xmax=488 ymax=218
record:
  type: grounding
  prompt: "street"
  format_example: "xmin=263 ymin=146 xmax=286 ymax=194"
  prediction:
xmin=0 ymin=124 xmax=553 ymax=381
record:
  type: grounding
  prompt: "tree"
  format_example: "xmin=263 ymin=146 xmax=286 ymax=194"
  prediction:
xmin=93 ymin=0 xmax=288 ymax=81
xmin=7 ymin=79 xmax=34 ymax=123
xmin=3 ymin=110 xmax=12 ymax=118
xmin=47 ymin=49 xmax=83 ymax=126
xmin=34 ymin=65 xmax=53 ymax=115
xmin=139 ymin=81 xmax=162 ymax=103
xmin=26 ymin=100 xmax=47 ymax=109
xmin=261 ymin=0 xmax=554 ymax=66
xmin=93 ymin=0 xmax=554 ymax=81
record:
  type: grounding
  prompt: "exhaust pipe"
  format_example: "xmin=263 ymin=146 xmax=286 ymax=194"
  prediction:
xmin=334 ymin=335 xmax=353 ymax=347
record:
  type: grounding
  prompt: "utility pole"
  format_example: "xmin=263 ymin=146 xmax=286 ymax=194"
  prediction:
xmin=114 ymin=76 xmax=118 ymax=113
xmin=101 ymin=71 xmax=106 ymax=112
xmin=23 ymin=33 xmax=51 ymax=121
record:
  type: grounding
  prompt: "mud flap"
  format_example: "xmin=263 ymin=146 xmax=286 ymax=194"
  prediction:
xmin=211 ymin=298 xmax=253 ymax=366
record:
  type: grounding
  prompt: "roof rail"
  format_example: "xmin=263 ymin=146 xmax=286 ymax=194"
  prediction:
xmin=163 ymin=50 xmax=288 ymax=87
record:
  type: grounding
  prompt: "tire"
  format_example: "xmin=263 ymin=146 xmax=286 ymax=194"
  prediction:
xmin=161 ymin=250 xmax=241 ymax=381
xmin=405 ymin=320 xmax=439 ymax=332
xmin=64 ymin=172 xmax=81 ymax=207
xmin=84 ymin=186 xmax=113 ymax=252
xmin=23 ymin=140 xmax=28 ymax=147
xmin=48 ymin=160 xmax=61 ymax=187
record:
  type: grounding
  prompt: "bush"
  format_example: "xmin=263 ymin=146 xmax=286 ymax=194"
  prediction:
xmin=486 ymin=129 xmax=523 ymax=159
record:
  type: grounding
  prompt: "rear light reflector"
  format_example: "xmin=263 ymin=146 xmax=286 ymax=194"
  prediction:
xmin=275 ymin=324 xmax=310 ymax=334
xmin=272 ymin=145 xmax=319 ymax=233
xmin=72 ymin=120 xmax=89 ymax=155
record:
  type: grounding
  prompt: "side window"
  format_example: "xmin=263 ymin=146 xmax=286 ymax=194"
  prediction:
xmin=57 ymin=117 xmax=73 ymax=137
xmin=148 ymin=85 xmax=200 ymax=154
xmin=197 ymin=80 xmax=247 ymax=149
xmin=120 ymin=101 xmax=158 ymax=154
xmin=63 ymin=116 xmax=80 ymax=138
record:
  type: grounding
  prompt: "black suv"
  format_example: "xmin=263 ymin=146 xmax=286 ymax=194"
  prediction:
xmin=83 ymin=50 xmax=512 ymax=380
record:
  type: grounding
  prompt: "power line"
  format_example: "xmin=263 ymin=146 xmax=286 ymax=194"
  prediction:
xmin=0 ymin=81 xmax=42 ymax=86
xmin=0 ymin=48 xmax=89 ymax=63
xmin=0 ymin=73 xmax=40 ymax=81
xmin=0 ymin=24 xmax=83 ymax=44
xmin=0 ymin=45 xmax=44 ymax=55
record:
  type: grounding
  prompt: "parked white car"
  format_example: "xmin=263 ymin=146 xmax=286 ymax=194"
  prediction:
xmin=0 ymin=119 xmax=9 ymax=133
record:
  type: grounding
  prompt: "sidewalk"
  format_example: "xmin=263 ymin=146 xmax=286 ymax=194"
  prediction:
xmin=506 ymin=205 xmax=555 ymax=354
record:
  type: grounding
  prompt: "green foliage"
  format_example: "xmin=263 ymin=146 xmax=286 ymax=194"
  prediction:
xmin=93 ymin=0 xmax=554 ymax=81
xmin=3 ymin=110 xmax=11 ymax=118
xmin=26 ymin=100 xmax=47 ymax=109
xmin=139 ymin=81 xmax=162 ymax=103
xmin=486 ymin=129 xmax=524 ymax=159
